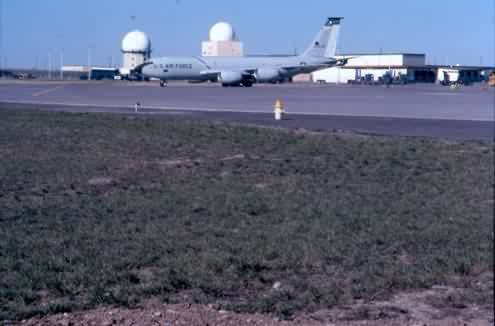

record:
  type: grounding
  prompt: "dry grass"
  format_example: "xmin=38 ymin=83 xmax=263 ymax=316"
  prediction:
xmin=0 ymin=109 xmax=493 ymax=321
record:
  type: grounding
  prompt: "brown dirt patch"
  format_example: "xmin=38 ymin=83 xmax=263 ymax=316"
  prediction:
xmin=15 ymin=277 xmax=494 ymax=326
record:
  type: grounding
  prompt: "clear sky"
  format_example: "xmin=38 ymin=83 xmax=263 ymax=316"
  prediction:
xmin=2 ymin=0 xmax=494 ymax=69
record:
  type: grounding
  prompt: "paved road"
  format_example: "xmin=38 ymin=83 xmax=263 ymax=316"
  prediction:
xmin=0 ymin=81 xmax=493 ymax=140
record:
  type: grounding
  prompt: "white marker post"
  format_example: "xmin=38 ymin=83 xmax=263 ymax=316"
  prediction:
xmin=134 ymin=101 xmax=140 ymax=113
xmin=274 ymin=99 xmax=284 ymax=121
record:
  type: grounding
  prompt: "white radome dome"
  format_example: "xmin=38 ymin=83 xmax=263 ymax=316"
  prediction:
xmin=209 ymin=22 xmax=236 ymax=42
xmin=122 ymin=30 xmax=151 ymax=53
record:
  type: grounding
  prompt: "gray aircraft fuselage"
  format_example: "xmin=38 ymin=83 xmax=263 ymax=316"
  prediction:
xmin=142 ymin=55 xmax=331 ymax=81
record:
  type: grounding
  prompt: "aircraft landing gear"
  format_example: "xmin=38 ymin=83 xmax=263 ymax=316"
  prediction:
xmin=241 ymin=81 xmax=253 ymax=87
xmin=160 ymin=80 xmax=167 ymax=87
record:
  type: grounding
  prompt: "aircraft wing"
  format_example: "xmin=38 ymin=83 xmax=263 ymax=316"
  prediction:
xmin=200 ymin=57 xmax=354 ymax=79
xmin=199 ymin=70 xmax=218 ymax=79
xmin=276 ymin=57 xmax=355 ymax=72
xmin=200 ymin=69 xmax=255 ymax=77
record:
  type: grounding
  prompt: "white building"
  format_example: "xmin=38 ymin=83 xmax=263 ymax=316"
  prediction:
xmin=121 ymin=30 xmax=152 ymax=76
xmin=61 ymin=65 xmax=89 ymax=73
xmin=202 ymin=22 xmax=244 ymax=57
xmin=310 ymin=53 xmax=490 ymax=84
xmin=312 ymin=53 xmax=430 ymax=84
xmin=341 ymin=53 xmax=425 ymax=67
xmin=435 ymin=66 xmax=486 ymax=84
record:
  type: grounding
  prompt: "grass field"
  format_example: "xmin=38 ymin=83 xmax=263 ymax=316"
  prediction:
xmin=0 ymin=109 xmax=493 ymax=321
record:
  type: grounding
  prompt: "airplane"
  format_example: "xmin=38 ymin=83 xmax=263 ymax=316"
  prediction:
xmin=138 ymin=17 xmax=348 ymax=87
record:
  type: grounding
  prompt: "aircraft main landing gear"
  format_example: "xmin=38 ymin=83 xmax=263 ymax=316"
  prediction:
xmin=222 ymin=82 xmax=253 ymax=87
xmin=160 ymin=80 xmax=167 ymax=87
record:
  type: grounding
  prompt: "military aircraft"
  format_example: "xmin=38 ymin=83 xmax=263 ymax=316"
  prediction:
xmin=139 ymin=17 xmax=348 ymax=87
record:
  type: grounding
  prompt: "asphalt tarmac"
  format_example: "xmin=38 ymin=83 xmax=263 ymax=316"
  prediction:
xmin=0 ymin=80 xmax=493 ymax=141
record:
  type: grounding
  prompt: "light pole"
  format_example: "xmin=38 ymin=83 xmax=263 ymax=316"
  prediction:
xmin=87 ymin=46 xmax=92 ymax=81
xmin=48 ymin=50 xmax=52 ymax=80
xmin=57 ymin=34 xmax=64 ymax=80
xmin=60 ymin=49 xmax=64 ymax=80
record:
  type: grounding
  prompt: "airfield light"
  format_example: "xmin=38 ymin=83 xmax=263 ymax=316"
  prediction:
xmin=274 ymin=99 xmax=285 ymax=120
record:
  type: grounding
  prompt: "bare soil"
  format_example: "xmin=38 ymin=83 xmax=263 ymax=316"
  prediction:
xmin=13 ymin=273 xmax=494 ymax=326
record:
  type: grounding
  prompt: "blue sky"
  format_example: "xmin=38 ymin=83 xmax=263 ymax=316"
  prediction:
xmin=2 ymin=0 xmax=494 ymax=68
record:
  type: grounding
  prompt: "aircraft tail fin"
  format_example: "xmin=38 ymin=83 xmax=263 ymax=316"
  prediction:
xmin=302 ymin=17 xmax=343 ymax=59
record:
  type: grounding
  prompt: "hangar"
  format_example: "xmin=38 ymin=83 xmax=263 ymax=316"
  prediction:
xmin=309 ymin=53 xmax=491 ymax=85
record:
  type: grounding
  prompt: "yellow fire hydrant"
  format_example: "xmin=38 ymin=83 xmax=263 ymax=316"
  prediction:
xmin=274 ymin=99 xmax=284 ymax=120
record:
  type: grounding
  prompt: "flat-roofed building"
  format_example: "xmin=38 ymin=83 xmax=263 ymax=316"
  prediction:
xmin=312 ymin=53 xmax=430 ymax=83
xmin=311 ymin=53 xmax=492 ymax=84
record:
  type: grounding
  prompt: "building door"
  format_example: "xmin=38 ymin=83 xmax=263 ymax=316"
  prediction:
xmin=414 ymin=70 xmax=435 ymax=83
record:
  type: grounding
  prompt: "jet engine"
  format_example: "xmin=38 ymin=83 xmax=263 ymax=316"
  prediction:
xmin=219 ymin=71 xmax=243 ymax=86
xmin=255 ymin=68 xmax=282 ymax=83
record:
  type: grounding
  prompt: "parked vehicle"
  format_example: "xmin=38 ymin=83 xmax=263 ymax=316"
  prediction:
xmin=488 ymin=72 xmax=495 ymax=87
